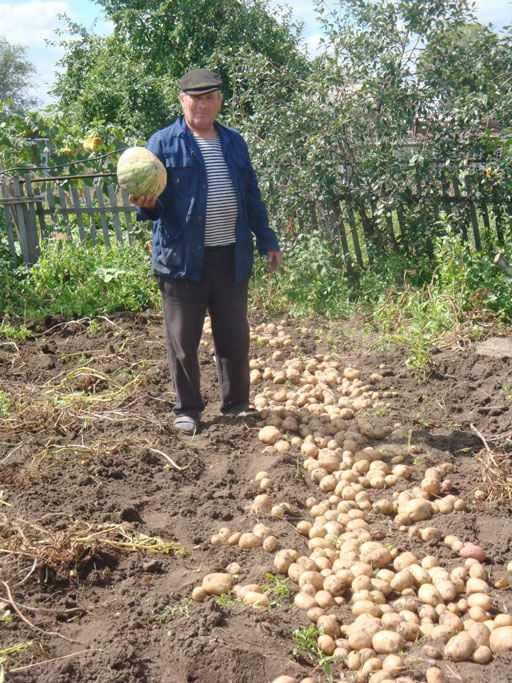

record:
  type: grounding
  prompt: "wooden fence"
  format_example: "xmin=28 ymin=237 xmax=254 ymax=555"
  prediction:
xmin=0 ymin=170 xmax=510 ymax=268
xmin=0 ymin=173 xmax=141 ymax=264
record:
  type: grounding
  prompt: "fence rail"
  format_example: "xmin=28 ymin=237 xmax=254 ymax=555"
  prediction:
xmin=0 ymin=173 xmax=141 ymax=264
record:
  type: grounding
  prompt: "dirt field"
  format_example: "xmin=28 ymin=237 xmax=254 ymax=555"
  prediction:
xmin=1 ymin=311 xmax=511 ymax=683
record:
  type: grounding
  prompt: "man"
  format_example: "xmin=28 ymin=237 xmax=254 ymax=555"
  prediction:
xmin=131 ymin=68 xmax=281 ymax=435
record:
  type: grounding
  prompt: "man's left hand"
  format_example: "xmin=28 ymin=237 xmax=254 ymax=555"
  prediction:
xmin=266 ymin=250 xmax=281 ymax=272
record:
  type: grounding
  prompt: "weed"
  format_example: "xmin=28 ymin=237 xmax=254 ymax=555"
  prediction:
xmin=291 ymin=624 xmax=336 ymax=675
xmin=0 ymin=642 xmax=34 ymax=679
xmin=214 ymin=592 xmax=244 ymax=608
xmin=0 ymin=391 xmax=10 ymax=416
xmin=156 ymin=600 xmax=191 ymax=622
xmin=261 ymin=573 xmax=290 ymax=607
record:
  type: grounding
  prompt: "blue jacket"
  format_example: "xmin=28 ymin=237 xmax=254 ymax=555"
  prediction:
xmin=136 ymin=116 xmax=279 ymax=282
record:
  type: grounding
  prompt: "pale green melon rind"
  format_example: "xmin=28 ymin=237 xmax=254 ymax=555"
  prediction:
xmin=117 ymin=147 xmax=167 ymax=198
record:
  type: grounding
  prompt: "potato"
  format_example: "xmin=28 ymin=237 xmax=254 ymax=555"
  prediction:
xmin=347 ymin=619 xmax=382 ymax=650
xmin=466 ymin=577 xmax=489 ymax=594
xmin=418 ymin=583 xmax=442 ymax=606
xmin=202 ymin=572 xmax=233 ymax=596
xmin=398 ymin=621 xmax=421 ymax=642
xmin=274 ymin=549 xmax=298 ymax=574
xmin=271 ymin=677 xmax=297 ymax=683
xmin=346 ymin=650 xmax=361 ymax=670
xmin=228 ymin=531 xmax=242 ymax=545
xmin=460 ymin=543 xmax=486 ymax=562
xmin=251 ymin=494 xmax=272 ymax=514
xmin=361 ymin=657 xmax=383 ymax=674
xmin=372 ymin=630 xmax=404 ymax=654
xmin=353 ymin=600 xmax=382 ymax=618
xmin=244 ymin=591 xmax=269 ymax=608
xmin=437 ymin=580 xmax=458 ymax=602
xmin=489 ymin=626 xmax=512 ymax=653
xmin=253 ymin=523 xmax=273 ymax=539
xmin=318 ymin=634 xmax=336 ymax=655
xmin=420 ymin=526 xmax=442 ymax=543
xmin=393 ymin=552 xmax=417 ymax=571
xmin=323 ymin=575 xmax=346 ymax=596
xmin=258 ymin=425 xmax=281 ymax=444
xmin=444 ymin=632 xmax=476 ymax=661
xmin=299 ymin=571 xmax=324 ymax=591
xmin=425 ymin=667 xmax=446 ymax=683
xmin=405 ymin=498 xmax=432 ymax=522
xmin=360 ymin=543 xmax=392 ymax=568
xmin=294 ymin=592 xmax=316 ymax=611
xmin=382 ymin=653 xmax=404 ymax=676
xmin=472 ymin=645 xmax=492 ymax=664
xmin=239 ymin=532 xmax=262 ymax=549
xmin=390 ymin=569 xmax=416 ymax=592
xmin=255 ymin=470 xmax=270 ymax=481
xmin=315 ymin=590 xmax=335 ymax=609
xmin=467 ymin=622 xmax=490 ymax=647
xmin=263 ymin=536 xmax=279 ymax=552
xmin=191 ymin=586 xmax=207 ymax=602
xmin=307 ymin=606 xmax=325 ymax=623
xmin=494 ymin=614 xmax=512 ymax=627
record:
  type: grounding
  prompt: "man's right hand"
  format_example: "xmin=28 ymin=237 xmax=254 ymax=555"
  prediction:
xmin=129 ymin=194 xmax=157 ymax=209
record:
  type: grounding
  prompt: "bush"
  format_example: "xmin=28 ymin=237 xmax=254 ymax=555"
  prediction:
xmin=0 ymin=235 xmax=159 ymax=332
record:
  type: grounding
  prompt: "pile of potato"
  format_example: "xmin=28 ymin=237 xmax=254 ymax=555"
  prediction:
xmin=192 ymin=319 xmax=512 ymax=682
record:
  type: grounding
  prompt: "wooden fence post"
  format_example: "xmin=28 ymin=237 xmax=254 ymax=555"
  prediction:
xmin=11 ymin=177 xmax=40 ymax=264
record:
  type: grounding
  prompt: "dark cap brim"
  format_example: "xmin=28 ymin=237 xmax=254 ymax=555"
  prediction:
xmin=181 ymin=86 xmax=221 ymax=95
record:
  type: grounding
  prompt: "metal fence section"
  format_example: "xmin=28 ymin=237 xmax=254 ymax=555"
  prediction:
xmin=0 ymin=173 xmax=140 ymax=264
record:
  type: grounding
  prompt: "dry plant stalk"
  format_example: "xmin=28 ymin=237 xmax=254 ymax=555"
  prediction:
xmin=471 ymin=424 xmax=512 ymax=501
xmin=0 ymin=512 xmax=191 ymax=585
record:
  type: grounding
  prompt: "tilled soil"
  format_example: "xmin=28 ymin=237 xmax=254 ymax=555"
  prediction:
xmin=0 ymin=311 xmax=511 ymax=683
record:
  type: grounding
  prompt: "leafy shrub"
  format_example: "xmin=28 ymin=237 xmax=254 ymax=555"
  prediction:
xmin=0 ymin=234 xmax=159 ymax=331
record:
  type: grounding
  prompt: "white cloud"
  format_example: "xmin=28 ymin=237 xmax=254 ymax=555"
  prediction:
xmin=304 ymin=32 xmax=324 ymax=56
xmin=0 ymin=1 xmax=113 ymax=105
xmin=474 ymin=0 xmax=511 ymax=30
xmin=0 ymin=2 xmax=69 ymax=47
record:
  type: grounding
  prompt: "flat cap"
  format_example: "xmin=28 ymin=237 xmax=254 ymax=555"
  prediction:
xmin=179 ymin=69 xmax=222 ymax=95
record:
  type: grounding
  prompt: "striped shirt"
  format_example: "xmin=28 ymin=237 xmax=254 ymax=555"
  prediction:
xmin=193 ymin=134 xmax=238 ymax=246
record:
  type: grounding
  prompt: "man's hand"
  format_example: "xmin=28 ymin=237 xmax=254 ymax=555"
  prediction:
xmin=266 ymin=250 xmax=281 ymax=272
xmin=129 ymin=194 xmax=157 ymax=210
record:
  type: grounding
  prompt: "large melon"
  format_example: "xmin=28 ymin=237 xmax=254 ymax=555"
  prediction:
xmin=117 ymin=147 xmax=167 ymax=199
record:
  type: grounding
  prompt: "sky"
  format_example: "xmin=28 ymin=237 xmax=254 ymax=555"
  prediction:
xmin=0 ymin=0 xmax=511 ymax=108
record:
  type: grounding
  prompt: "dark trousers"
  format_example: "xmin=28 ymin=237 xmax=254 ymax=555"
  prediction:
xmin=158 ymin=245 xmax=250 ymax=418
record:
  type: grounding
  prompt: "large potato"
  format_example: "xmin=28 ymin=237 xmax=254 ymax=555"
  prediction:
xmin=444 ymin=632 xmax=476 ymax=661
xmin=258 ymin=425 xmax=281 ymax=444
xmin=372 ymin=630 xmax=404 ymax=654
xmin=489 ymin=626 xmax=512 ymax=653
xmin=202 ymin=572 xmax=233 ymax=596
xmin=274 ymin=549 xmax=298 ymax=574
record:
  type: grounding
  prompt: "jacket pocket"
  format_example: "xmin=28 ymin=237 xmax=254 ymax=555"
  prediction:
xmin=164 ymin=153 xmax=196 ymax=191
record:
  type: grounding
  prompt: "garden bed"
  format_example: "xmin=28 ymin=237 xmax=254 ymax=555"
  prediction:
xmin=1 ymin=311 xmax=511 ymax=682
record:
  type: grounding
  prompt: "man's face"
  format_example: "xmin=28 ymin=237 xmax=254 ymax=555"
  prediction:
xmin=179 ymin=90 xmax=223 ymax=133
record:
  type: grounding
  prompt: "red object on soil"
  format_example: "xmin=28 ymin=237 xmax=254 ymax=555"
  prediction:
xmin=460 ymin=544 xmax=486 ymax=562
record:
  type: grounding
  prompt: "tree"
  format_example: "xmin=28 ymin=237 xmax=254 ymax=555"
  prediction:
xmin=225 ymin=0 xmax=512 ymax=260
xmin=0 ymin=36 xmax=37 ymax=112
xmin=51 ymin=0 xmax=307 ymax=138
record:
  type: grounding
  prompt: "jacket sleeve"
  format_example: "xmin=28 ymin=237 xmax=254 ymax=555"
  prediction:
xmin=241 ymin=138 xmax=280 ymax=255
xmin=135 ymin=133 xmax=166 ymax=223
